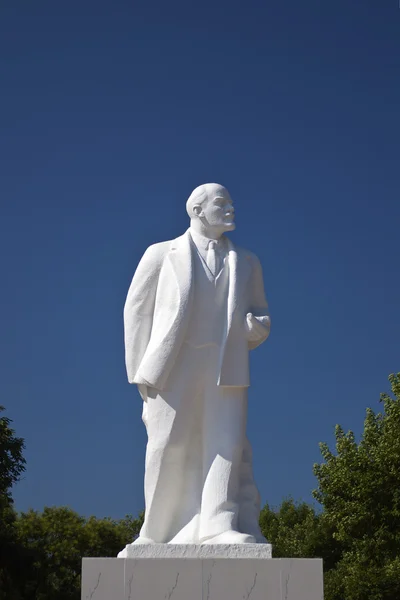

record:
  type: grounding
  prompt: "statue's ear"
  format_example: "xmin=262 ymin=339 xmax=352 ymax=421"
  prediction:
xmin=192 ymin=204 xmax=204 ymax=218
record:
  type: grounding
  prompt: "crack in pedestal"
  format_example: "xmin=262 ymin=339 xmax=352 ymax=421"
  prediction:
xmin=86 ymin=572 xmax=101 ymax=600
xmin=165 ymin=572 xmax=180 ymax=599
xmin=284 ymin=573 xmax=291 ymax=599
xmin=126 ymin=560 xmax=138 ymax=600
xmin=205 ymin=560 xmax=216 ymax=600
xmin=243 ymin=572 xmax=258 ymax=600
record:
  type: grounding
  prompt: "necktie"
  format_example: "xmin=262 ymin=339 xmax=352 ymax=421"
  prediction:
xmin=206 ymin=240 xmax=219 ymax=276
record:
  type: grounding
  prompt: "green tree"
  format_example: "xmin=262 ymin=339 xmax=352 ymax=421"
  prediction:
xmin=313 ymin=372 xmax=400 ymax=600
xmin=14 ymin=506 xmax=143 ymax=600
xmin=0 ymin=406 xmax=26 ymax=500
xmin=259 ymin=498 xmax=341 ymax=570
xmin=0 ymin=406 xmax=26 ymax=600
xmin=0 ymin=405 xmax=145 ymax=600
xmin=260 ymin=498 xmax=320 ymax=557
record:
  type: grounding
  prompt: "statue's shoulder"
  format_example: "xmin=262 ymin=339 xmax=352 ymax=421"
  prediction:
xmin=232 ymin=243 xmax=261 ymax=268
xmin=142 ymin=234 xmax=183 ymax=263
xmin=144 ymin=239 xmax=172 ymax=256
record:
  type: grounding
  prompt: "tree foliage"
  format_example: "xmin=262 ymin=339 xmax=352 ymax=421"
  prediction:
xmin=313 ymin=372 xmax=400 ymax=600
xmin=12 ymin=507 xmax=143 ymax=600
xmin=260 ymin=498 xmax=321 ymax=557
xmin=0 ymin=405 xmax=26 ymax=500
xmin=259 ymin=498 xmax=341 ymax=572
xmin=0 ymin=405 xmax=144 ymax=600
xmin=0 ymin=406 xmax=26 ymax=599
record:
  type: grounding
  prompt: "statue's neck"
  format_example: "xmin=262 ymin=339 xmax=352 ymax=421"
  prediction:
xmin=189 ymin=219 xmax=224 ymax=241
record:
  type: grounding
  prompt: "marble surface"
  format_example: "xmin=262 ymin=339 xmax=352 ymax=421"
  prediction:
xmin=81 ymin=557 xmax=323 ymax=600
xmin=121 ymin=543 xmax=272 ymax=559
xmin=81 ymin=558 xmax=124 ymax=600
xmin=122 ymin=183 xmax=271 ymax=546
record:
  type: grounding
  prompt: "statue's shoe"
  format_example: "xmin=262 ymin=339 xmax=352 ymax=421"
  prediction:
xmin=201 ymin=531 xmax=256 ymax=544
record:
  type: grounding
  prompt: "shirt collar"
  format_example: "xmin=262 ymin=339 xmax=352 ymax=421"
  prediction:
xmin=189 ymin=227 xmax=226 ymax=252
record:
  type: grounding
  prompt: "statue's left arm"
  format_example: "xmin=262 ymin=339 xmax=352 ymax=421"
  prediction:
xmin=246 ymin=254 xmax=271 ymax=350
xmin=123 ymin=244 xmax=163 ymax=384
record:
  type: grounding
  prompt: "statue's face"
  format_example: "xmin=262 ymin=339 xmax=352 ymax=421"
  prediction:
xmin=200 ymin=189 xmax=236 ymax=232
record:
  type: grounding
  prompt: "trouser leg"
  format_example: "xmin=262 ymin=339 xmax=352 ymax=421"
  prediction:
xmin=238 ymin=436 xmax=265 ymax=541
xmin=139 ymin=347 xmax=202 ymax=543
xmin=199 ymin=372 xmax=247 ymax=541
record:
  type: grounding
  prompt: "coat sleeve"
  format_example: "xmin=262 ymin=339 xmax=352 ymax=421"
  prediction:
xmin=247 ymin=254 xmax=271 ymax=350
xmin=123 ymin=244 xmax=163 ymax=383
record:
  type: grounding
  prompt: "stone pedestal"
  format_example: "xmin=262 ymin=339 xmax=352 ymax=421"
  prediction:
xmin=81 ymin=545 xmax=323 ymax=600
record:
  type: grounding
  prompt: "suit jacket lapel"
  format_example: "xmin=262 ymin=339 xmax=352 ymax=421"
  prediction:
xmin=167 ymin=231 xmax=251 ymax=342
xmin=226 ymin=239 xmax=252 ymax=338
xmin=225 ymin=238 xmax=238 ymax=339
xmin=167 ymin=229 xmax=194 ymax=315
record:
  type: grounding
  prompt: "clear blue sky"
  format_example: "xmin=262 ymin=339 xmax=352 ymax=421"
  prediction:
xmin=1 ymin=1 xmax=399 ymax=519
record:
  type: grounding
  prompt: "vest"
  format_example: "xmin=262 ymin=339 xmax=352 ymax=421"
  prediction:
xmin=183 ymin=246 xmax=229 ymax=348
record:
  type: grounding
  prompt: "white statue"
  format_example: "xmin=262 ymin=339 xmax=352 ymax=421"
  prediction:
xmin=121 ymin=183 xmax=270 ymax=549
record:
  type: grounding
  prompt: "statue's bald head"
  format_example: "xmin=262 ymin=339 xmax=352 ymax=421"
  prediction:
xmin=186 ymin=183 xmax=229 ymax=218
xmin=186 ymin=183 xmax=236 ymax=237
